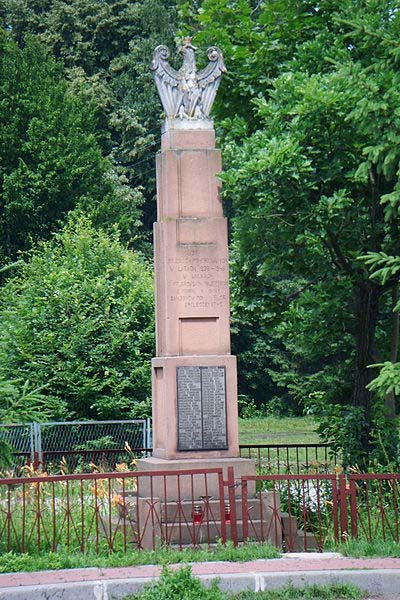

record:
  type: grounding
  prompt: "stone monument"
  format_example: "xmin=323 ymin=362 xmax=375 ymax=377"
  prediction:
xmin=137 ymin=37 xmax=255 ymax=491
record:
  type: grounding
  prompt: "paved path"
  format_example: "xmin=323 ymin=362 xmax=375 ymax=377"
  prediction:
xmin=1 ymin=554 xmax=400 ymax=598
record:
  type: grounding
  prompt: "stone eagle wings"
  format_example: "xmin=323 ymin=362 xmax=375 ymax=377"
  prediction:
xmin=150 ymin=39 xmax=226 ymax=120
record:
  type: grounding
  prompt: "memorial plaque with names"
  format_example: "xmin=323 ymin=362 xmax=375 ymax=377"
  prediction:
xmin=177 ymin=366 xmax=228 ymax=451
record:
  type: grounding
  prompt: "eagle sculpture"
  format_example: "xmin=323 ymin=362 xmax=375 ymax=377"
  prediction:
xmin=150 ymin=38 xmax=226 ymax=120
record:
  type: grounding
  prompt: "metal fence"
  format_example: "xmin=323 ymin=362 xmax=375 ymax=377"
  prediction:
xmin=7 ymin=442 xmax=339 ymax=475
xmin=241 ymin=473 xmax=340 ymax=551
xmin=0 ymin=420 xmax=151 ymax=473
xmin=3 ymin=440 xmax=341 ymax=475
xmin=0 ymin=467 xmax=398 ymax=554
xmin=239 ymin=443 xmax=341 ymax=474
xmin=0 ymin=467 xmax=228 ymax=553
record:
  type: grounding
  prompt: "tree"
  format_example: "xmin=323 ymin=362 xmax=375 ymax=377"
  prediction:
xmin=0 ymin=0 xmax=178 ymax=241
xmin=0 ymin=215 xmax=155 ymax=420
xmin=0 ymin=30 xmax=142 ymax=263
xmin=194 ymin=0 xmax=400 ymax=464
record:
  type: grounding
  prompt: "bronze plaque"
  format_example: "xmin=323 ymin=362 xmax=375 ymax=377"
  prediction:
xmin=177 ymin=366 xmax=228 ymax=451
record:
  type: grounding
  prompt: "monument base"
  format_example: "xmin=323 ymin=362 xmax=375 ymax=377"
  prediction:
xmin=152 ymin=355 xmax=240 ymax=460
xmin=137 ymin=455 xmax=256 ymax=499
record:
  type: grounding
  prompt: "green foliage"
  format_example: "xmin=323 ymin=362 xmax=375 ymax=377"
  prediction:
xmin=305 ymin=392 xmax=367 ymax=467
xmin=338 ymin=537 xmax=400 ymax=558
xmin=0 ymin=215 xmax=155 ymax=420
xmin=74 ymin=436 xmax=117 ymax=452
xmin=129 ymin=397 xmax=152 ymax=420
xmin=0 ymin=377 xmax=58 ymax=467
xmin=0 ymin=0 xmax=178 ymax=243
xmin=238 ymin=395 xmax=264 ymax=419
xmin=0 ymin=542 xmax=279 ymax=573
xmin=126 ymin=565 xmax=225 ymax=600
xmin=0 ymin=30 xmax=142 ymax=262
xmin=193 ymin=0 xmax=400 ymax=465
xmin=0 ymin=378 xmax=55 ymax=423
xmin=124 ymin=567 xmax=364 ymax=600
xmin=233 ymin=583 xmax=364 ymax=599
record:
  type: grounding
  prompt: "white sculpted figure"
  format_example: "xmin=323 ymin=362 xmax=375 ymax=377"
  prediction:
xmin=150 ymin=38 xmax=226 ymax=120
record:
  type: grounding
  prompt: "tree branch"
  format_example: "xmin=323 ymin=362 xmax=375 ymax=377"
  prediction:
xmin=325 ymin=228 xmax=355 ymax=276
xmin=286 ymin=279 xmax=319 ymax=302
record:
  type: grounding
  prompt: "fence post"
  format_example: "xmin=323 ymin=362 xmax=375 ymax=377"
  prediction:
xmin=338 ymin=474 xmax=348 ymax=541
xmin=241 ymin=477 xmax=249 ymax=542
xmin=33 ymin=422 xmax=42 ymax=471
xmin=226 ymin=466 xmax=238 ymax=547
xmin=29 ymin=423 xmax=35 ymax=465
xmin=146 ymin=418 xmax=152 ymax=453
xmin=349 ymin=475 xmax=358 ymax=538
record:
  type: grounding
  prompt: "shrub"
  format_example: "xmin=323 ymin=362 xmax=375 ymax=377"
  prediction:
xmin=0 ymin=215 xmax=155 ymax=420
xmin=126 ymin=565 xmax=226 ymax=600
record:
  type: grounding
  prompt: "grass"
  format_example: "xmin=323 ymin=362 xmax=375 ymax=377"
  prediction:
xmin=238 ymin=417 xmax=335 ymax=474
xmin=238 ymin=417 xmax=320 ymax=445
xmin=336 ymin=538 xmax=400 ymax=558
xmin=123 ymin=566 xmax=366 ymax=599
xmin=232 ymin=583 xmax=365 ymax=599
xmin=0 ymin=541 xmax=279 ymax=574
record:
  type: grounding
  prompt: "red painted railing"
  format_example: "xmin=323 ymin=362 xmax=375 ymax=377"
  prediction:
xmin=1 ymin=467 xmax=399 ymax=554
xmin=0 ymin=468 xmax=227 ymax=554
xmin=347 ymin=473 xmax=400 ymax=543
xmin=241 ymin=473 xmax=340 ymax=551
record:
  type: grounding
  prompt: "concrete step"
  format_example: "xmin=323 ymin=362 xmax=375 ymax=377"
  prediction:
xmin=119 ymin=491 xmax=280 ymax=523
xmin=110 ymin=515 xmax=282 ymax=547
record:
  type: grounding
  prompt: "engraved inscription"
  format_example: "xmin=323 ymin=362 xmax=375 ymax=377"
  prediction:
xmin=177 ymin=367 xmax=203 ymax=450
xmin=201 ymin=367 xmax=227 ymax=449
xmin=177 ymin=366 xmax=228 ymax=451
xmin=167 ymin=251 xmax=229 ymax=311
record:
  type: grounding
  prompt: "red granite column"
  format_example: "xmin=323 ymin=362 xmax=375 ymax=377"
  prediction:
xmin=137 ymin=43 xmax=255 ymax=486
xmin=151 ymin=120 xmax=239 ymax=460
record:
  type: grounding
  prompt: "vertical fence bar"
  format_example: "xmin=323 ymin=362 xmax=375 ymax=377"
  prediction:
xmin=6 ymin=485 xmax=11 ymax=551
xmin=218 ymin=470 xmax=226 ymax=545
xmin=35 ymin=422 xmax=43 ymax=470
xmin=21 ymin=482 xmax=26 ymax=553
xmin=338 ymin=474 xmax=348 ymax=541
xmin=331 ymin=477 xmax=339 ymax=544
xmin=30 ymin=423 xmax=35 ymax=465
xmin=349 ymin=476 xmax=358 ymax=538
xmin=241 ymin=477 xmax=248 ymax=542
xmin=146 ymin=418 xmax=152 ymax=453
xmin=227 ymin=467 xmax=238 ymax=547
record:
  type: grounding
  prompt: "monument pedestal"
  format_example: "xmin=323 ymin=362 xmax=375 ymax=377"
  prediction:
xmin=138 ymin=43 xmax=261 ymax=547
xmin=137 ymin=456 xmax=255 ymax=499
xmin=150 ymin=122 xmax=243 ymax=458
xmin=150 ymin=355 xmax=239 ymax=460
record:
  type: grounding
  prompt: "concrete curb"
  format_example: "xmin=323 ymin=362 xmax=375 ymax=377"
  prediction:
xmin=1 ymin=568 xmax=400 ymax=599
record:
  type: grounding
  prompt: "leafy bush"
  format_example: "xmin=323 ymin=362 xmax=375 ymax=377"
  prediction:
xmin=0 ymin=377 xmax=59 ymax=467
xmin=126 ymin=565 xmax=226 ymax=600
xmin=305 ymin=391 xmax=399 ymax=469
xmin=0 ymin=215 xmax=155 ymax=420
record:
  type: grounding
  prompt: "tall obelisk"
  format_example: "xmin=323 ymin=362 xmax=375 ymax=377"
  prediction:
xmin=138 ymin=39 xmax=254 ymax=481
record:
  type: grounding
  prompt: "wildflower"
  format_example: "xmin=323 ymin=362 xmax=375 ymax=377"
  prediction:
xmin=116 ymin=462 xmax=128 ymax=472
xmin=60 ymin=456 xmax=68 ymax=475
xmin=112 ymin=493 xmax=125 ymax=507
